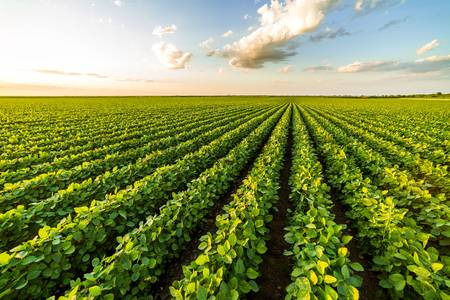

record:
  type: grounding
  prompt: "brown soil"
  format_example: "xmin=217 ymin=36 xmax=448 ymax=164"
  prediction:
xmin=152 ymin=118 xmax=278 ymax=300
xmin=247 ymin=114 xmax=294 ymax=300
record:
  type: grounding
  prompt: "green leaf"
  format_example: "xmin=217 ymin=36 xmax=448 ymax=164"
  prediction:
xmin=27 ymin=269 xmax=41 ymax=280
xmin=373 ymin=256 xmax=388 ymax=266
xmin=120 ymin=257 xmax=132 ymax=270
xmin=431 ymin=263 xmax=443 ymax=272
xmin=195 ymin=254 xmax=209 ymax=266
xmin=256 ymin=241 xmax=267 ymax=254
xmin=246 ymin=268 xmax=259 ymax=279
xmin=186 ymin=282 xmax=196 ymax=294
xmin=324 ymin=285 xmax=338 ymax=300
xmin=235 ymin=259 xmax=245 ymax=274
xmin=38 ymin=227 xmax=49 ymax=239
xmin=21 ymin=255 xmax=37 ymax=265
xmin=389 ymin=274 xmax=406 ymax=291
xmin=291 ymin=268 xmax=302 ymax=277
xmin=0 ymin=252 xmax=11 ymax=265
xmin=407 ymin=265 xmax=431 ymax=278
xmin=342 ymin=235 xmax=353 ymax=245
xmin=89 ymin=286 xmax=102 ymax=297
xmin=324 ymin=275 xmax=337 ymax=284
xmin=341 ymin=265 xmax=350 ymax=279
xmin=217 ymin=245 xmax=226 ymax=256
xmin=309 ymin=270 xmax=318 ymax=285
xmin=230 ymin=289 xmax=239 ymax=300
xmin=317 ymin=260 xmax=329 ymax=274
xmin=197 ymin=286 xmax=207 ymax=300
xmin=350 ymin=262 xmax=364 ymax=272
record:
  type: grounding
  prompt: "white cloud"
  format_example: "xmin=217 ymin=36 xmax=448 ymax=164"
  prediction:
xmin=309 ymin=27 xmax=350 ymax=42
xmin=152 ymin=42 xmax=192 ymax=70
xmin=279 ymin=65 xmax=292 ymax=73
xmin=222 ymin=30 xmax=233 ymax=38
xmin=354 ymin=0 xmax=363 ymax=11
xmin=304 ymin=64 xmax=334 ymax=72
xmin=213 ymin=0 xmax=337 ymax=69
xmin=337 ymin=54 xmax=450 ymax=74
xmin=378 ymin=16 xmax=409 ymax=31
xmin=354 ymin=0 xmax=405 ymax=14
xmin=152 ymin=25 xmax=177 ymax=37
xmin=199 ymin=38 xmax=215 ymax=50
xmin=33 ymin=69 xmax=109 ymax=79
xmin=244 ymin=14 xmax=251 ymax=20
xmin=338 ymin=61 xmax=393 ymax=73
xmin=113 ymin=0 xmax=122 ymax=7
xmin=247 ymin=26 xmax=255 ymax=32
xmin=218 ymin=68 xmax=224 ymax=75
xmin=416 ymin=39 xmax=439 ymax=55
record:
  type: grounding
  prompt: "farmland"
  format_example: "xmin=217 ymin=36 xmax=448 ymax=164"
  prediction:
xmin=0 ymin=96 xmax=448 ymax=299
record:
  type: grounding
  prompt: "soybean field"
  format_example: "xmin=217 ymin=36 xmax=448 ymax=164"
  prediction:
xmin=0 ymin=96 xmax=449 ymax=300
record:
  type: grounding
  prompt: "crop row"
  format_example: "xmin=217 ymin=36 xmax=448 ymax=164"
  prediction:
xmin=169 ymin=104 xmax=291 ymax=299
xmin=0 ymin=106 xmax=262 ymax=197
xmin=0 ymin=105 xmax=287 ymax=298
xmin=300 ymin=107 xmax=448 ymax=299
xmin=284 ymin=105 xmax=362 ymax=300
xmin=0 ymin=106 xmax=282 ymax=250
xmin=0 ymin=106 xmax=251 ymax=171
xmin=306 ymin=108 xmax=450 ymax=249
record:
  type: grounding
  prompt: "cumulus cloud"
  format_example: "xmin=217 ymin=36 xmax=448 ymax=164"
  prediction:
xmin=279 ymin=65 xmax=292 ymax=73
xmin=152 ymin=25 xmax=177 ymax=37
xmin=416 ymin=39 xmax=439 ymax=55
xmin=199 ymin=38 xmax=215 ymax=49
xmin=222 ymin=30 xmax=233 ymax=38
xmin=337 ymin=54 xmax=450 ymax=74
xmin=309 ymin=27 xmax=350 ymax=42
xmin=304 ymin=64 xmax=334 ymax=72
xmin=34 ymin=69 xmax=108 ymax=78
xmin=354 ymin=0 xmax=404 ymax=14
xmin=378 ymin=16 xmax=409 ymax=31
xmin=152 ymin=42 xmax=192 ymax=70
xmin=212 ymin=0 xmax=337 ymax=69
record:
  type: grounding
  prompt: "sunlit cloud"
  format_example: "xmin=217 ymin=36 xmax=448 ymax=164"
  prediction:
xmin=152 ymin=42 xmax=192 ymax=70
xmin=278 ymin=65 xmax=292 ymax=73
xmin=304 ymin=65 xmax=334 ymax=72
xmin=33 ymin=69 xmax=109 ymax=79
xmin=416 ymin=39 xmax=439 ymax=55
xmin=152 ymin=25 xmax=177 ymax=37
xmin=211 ymin=0 xmax=337 ymax=69
xmin=337 ymin=54 xmax=450 ymax=74
xmin=113 ymin=0 xmax=122 ymax=7
xmin=222 ymin=30 xmax=233 ymax=38
xmin=199 ymin=38 xmax=215 ymax=50
xmin=116 ymin=77 xmax=155 ymax=83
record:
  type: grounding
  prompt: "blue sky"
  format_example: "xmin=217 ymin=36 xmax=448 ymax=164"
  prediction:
xmin=0 ymin=0 xmax=449 ymax=95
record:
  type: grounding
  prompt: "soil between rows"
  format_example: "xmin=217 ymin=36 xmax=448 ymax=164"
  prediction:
xmin=152 ymin=111 xmax=283 ymax=299
xmin=247 ymin=112 xmax=294 ymax=300
xmin=300 ymin=105 xmax=384 ymax=300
